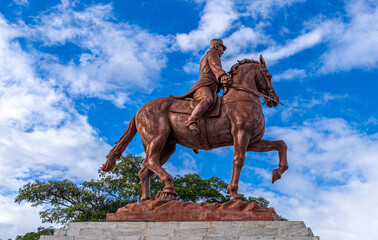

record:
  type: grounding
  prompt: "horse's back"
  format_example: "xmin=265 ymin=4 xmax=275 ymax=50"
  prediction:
xmin=135 ymin=97 xmax=174 ymax=144
xmin=137 ymin=97 xmax=174 ymax=114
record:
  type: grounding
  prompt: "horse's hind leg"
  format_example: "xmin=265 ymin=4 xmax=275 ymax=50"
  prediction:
xmin=138 ymin=142 xmax=176 ymax=201
xmin=248 ymin=139 xmax=288 ymax=183
xmin=143 ymin=134 xmax=177 ymax=200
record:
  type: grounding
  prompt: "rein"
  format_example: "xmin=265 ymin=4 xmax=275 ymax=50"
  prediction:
xmin=228 ymin=83 xmax=283 ymax=105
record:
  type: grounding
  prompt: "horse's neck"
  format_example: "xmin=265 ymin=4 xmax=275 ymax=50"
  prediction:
xmin=233 ymin=64 xmax=259 ymax=89
xmin=224 ymin=64 xmax=261 ymax=105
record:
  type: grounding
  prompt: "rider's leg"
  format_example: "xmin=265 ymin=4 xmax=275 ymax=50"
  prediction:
xmin=185 ymin=86 xmax=215 ymax=133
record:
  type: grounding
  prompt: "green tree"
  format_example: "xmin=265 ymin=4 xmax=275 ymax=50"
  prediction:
xmin=14 ymin=227 xmax=54 ymax=240
xmin=174 ymin=174 xmax=229 ymax=203
xmin=15 ymin=154 xmax=273 ymax=225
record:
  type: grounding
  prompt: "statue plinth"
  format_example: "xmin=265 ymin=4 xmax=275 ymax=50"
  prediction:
xmin=40 ymin=221 xmax=320 ymax=240
xmin=106 ymin=199 xmax=280 ymax=222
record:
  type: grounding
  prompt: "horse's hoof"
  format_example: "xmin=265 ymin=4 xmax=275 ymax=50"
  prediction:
xmin=272 ymin=168 xmax=282 ymax=183
xmin=157 ymin=186 xmax=178 ymax=200
xmin=101 ymin=159 xmax=116 ymax=172
xmin=159 ymin=192 xmax=177 ymax=200
xmin=155 ymin=191 xmax=177 ymax=200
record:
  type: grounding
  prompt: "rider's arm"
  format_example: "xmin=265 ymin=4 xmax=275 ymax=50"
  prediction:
xmin=208 ymin=50 xmax=228 ymax=82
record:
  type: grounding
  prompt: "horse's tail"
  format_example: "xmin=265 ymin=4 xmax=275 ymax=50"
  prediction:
xmin=101 ymin=116 xmax=137 ymax=172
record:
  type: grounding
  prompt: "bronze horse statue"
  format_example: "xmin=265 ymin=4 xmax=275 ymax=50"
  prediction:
xmin=102 ymin=55 xmax=288 ymax=201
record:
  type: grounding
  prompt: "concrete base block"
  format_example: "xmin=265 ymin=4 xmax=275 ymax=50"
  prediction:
xmin=40 ymin=221 xmax=320 ymax=240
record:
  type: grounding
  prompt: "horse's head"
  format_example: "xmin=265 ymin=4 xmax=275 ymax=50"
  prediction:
xmin=256 ymin=54 xmax=279 ymax=108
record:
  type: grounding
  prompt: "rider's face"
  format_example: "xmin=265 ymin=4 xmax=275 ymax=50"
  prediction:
xmin=217 ymin=46 xmax=225 ymax=57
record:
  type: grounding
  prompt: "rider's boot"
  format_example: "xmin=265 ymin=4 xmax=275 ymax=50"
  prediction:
xmin=184 ymin=99 xmax=212 ymax=134
xmin=185 ymin=120 xmax=200 ymax=134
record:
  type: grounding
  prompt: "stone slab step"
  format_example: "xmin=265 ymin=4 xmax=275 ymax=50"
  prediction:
xmin=41 ymin=221 xmax=320 ymax=240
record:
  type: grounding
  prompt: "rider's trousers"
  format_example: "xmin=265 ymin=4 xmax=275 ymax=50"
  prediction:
xmin=187 ymin=83 xmax=217 ymax=125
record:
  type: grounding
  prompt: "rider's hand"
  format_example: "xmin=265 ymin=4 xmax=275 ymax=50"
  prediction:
xmin=220 ymin=75 xmax=232 ymax=86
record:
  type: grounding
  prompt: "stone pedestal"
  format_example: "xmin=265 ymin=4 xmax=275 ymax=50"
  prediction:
xmin=107 ymin=199 xmax=280 ymax=222
xmin=40 ymin=221 xmax=320 ymax=240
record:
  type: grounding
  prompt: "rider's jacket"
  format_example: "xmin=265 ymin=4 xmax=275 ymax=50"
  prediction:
xmin=172 ymin=49 xmax=227 ymax=99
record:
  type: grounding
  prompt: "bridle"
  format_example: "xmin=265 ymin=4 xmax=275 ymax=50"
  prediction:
xmin=226 ymin=65 xmax=283 ymax=106
xmin=229 ymin=83 xmax=282 ymax=105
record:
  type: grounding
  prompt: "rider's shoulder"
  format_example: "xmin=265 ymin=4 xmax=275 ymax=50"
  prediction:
xmin=207 ymin=49 xmax=220 ymax=57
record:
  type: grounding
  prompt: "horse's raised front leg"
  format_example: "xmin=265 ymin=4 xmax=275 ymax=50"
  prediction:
xmin=228 ymin=129 xmax=251 ymax=201
xmin=248 ymin=139 xmax=288 ymax=183
xmin=138 ymin=143 xmax=176 ymax=201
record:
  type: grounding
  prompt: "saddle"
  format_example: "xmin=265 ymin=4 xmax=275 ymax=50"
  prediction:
xmin=168 ymin=96 xmax=222 ymax=151
xmin=168 ymin=96 xmax=222 ymax=117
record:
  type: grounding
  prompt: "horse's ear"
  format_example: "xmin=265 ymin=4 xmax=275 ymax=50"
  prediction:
xmin=259 ymin=54 xmax=266 ymax=67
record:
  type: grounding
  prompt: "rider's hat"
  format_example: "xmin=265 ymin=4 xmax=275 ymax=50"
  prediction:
xmin=210 ymin=39 xmax=227 ymax=50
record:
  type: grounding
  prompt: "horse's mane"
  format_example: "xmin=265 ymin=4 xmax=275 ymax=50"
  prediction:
xmin=228 ymin=59 xmax=260 ymax=76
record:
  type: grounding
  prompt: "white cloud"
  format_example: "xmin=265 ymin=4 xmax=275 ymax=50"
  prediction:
xmin=176 ymin=0 xmax=237 ymax=51
xmin=164 ymin=151 xmax=200 ymax=176
xmin=175 ymin=0 xmax=338 ymax=77
xmin=228 ymin=0 xmax=378 ymax=75
xmin=273 ymin=68 xmax=306 ymax=82
xmin=278 ymin=92 xmax=347 ymax=122
xmin=179 ymin=0 xmax=378 ymax=80
xmin=222 ymin=20 xmax=340 ymax=70
xmin=210 ymin=146 xmax=233 ymax=157
xmin=0 ymin=12 xmax=110 ymax=239
xmin=364 ymin=116 xmax=378 ymax=126
xmin=261 ymin=25 xmax=326 ymax=62
xmin=223 ymin=25 xmax=269 ymax=55
xmin=12 ymin=0 xmax=29 ymax=6
xmin=32 ymin=2 xmax=171 ymax=107
xmin=240 ymin=118 xmax=378 ymax=240
xmin=183 ymin=61 xmax=199 ymax=74
xmin=237 ymin=0 xmax=306 ymax=19
xmin=0 ymin=195 xmax=59 ymax=240
xmin=0 ymin=1 xmax=176 ymax=236
xmin=320 ymin=0 xmax=378 ymax=72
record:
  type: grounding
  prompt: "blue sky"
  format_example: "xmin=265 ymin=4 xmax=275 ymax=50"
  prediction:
xmin=0 ymin=0 xmax=377 ymax=239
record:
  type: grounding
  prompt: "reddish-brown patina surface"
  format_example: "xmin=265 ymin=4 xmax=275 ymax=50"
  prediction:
xmin=107 ymin=199 xmax=280 ymax=222
xmin=102 ymin=39 xmax=287 ymax=221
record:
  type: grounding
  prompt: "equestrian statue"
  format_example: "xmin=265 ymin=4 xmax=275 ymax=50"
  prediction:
xmin=102 ymin=39 xmax=288 ymax=202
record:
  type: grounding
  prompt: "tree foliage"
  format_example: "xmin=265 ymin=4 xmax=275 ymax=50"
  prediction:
xmin=15 ymin=154 xmax=272 ymax=225
xmin=14 ymin=227 xmax=54 ymax=240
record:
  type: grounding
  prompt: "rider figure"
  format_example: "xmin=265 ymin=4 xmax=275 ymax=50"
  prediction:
xmin=174 ymin=39 xmax=232 ymax=133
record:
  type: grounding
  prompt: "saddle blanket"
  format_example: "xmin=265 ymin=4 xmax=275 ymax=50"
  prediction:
xmin=168 ymin=96 xmax=222 ymax=117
